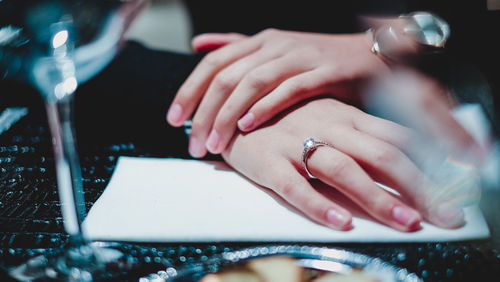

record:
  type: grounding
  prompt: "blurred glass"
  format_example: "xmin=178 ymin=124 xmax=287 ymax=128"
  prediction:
xmin=364 ymin=69 xmax=499 ymax=227
xmin=1 ymin=0 xmax=147 ymax=280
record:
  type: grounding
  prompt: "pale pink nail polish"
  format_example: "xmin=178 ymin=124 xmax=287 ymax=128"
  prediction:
xmin=206 ymin=130 xmax=220 ymax=152
xmin=189 ymin=137 xmax=204 ymax=158
xmin=436 ymin=205 xmax=465 ymax=228
xmin=392 ymin=206 xmax=421 ymax=228
xmin=167 ymin=104 xmax=183 ymax=125
xmin=327 ymin=209 xmax=350 ymax=228
xmin=238 ymin=113 xmax=255 ymax=131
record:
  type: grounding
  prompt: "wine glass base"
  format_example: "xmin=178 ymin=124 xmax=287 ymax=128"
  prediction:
xmin=9 ymin=243 xmax=130 ymax=281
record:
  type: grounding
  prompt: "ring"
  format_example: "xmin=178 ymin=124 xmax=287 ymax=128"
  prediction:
xmin=302 ymin=138 xmax=334 ymax=179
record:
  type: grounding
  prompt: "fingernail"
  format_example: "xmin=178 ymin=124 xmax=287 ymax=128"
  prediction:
xmin=436 ymin=205 xmax=465 ymax=228
xmin=167 ymin=104 xmax=183 ymax=125
xmin=189 ymin=137 xmax=205 ymax=158
xmin=327 ymin=209 xmax=351 ymax=228
xmin=392 ymin=206 xmax=421 ymax=229
xmin=238 ymin=112 xmax=255 ymax=131
xmin=206 ymin=130 xmax=220 ymax=153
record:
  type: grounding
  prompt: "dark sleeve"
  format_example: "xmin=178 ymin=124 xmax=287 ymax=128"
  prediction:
xmin=74 ymin=41 xmax=201 ymax=156
xmin=184 ymin=0 xmax=361 ymax=35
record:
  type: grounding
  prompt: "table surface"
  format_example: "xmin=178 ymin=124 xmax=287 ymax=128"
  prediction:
xmin=1 ymin=110 xmax=500 ymax=282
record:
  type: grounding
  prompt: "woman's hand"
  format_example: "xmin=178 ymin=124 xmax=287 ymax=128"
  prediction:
xmin=167 ymin=29 xmax=387 ymax=158
xmin=221 ymin=98 xmax=467 ymax=232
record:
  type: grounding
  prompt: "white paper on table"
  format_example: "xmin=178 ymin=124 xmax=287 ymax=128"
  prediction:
xmin=83 ymin=157 xmax=490 ymax=243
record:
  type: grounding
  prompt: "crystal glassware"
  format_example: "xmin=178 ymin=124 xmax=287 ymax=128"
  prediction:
xmin=1 ymin=0 xmax=146 ymax=280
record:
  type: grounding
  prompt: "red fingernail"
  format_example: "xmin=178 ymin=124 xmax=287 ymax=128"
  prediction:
xmin=206 ymin=130 xmax=220 ymax=153
xmin=238 ymin=113 xmax=255 ymax=131
xmin=167 ymin=104 xmax=183 ymax=125
xmin=392 ymin=206 xmax=421 ymax=229
xmin=327 ymin=209 xmax=351 ymax=228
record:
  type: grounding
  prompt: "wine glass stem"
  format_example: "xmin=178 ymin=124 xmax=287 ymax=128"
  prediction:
xmin=45 ymin=95 xmax=87 ymax=245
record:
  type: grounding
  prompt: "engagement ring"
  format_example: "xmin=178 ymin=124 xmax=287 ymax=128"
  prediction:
xmin=302 ymin=138 xmax=334 ymax=179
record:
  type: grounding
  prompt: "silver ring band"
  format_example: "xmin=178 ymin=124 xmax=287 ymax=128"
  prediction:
xmin=302 ymin=138 xmax=334 ymax=179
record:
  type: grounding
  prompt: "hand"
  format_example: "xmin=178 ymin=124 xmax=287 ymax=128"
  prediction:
xmin=365 ymin=69 xmax=484 ymax=163
xmin=221 ymin=98 xmax=467 ymax=232
xmin=167 ymin=29 xmax=387 ymax=157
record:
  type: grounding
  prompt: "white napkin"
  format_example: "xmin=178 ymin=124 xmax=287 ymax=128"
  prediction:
xmin=83 ymin=157 xmax=489 ymax=242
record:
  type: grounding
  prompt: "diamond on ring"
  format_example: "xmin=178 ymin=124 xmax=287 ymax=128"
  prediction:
xmin=302 ymin=138 xmax=334 ymax=179
xmin=304 ymin=138 xmax=314 ymax=149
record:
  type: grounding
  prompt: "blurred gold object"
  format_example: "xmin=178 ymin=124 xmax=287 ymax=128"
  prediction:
xmin=199 ymin=256 xmax=379 ymax=282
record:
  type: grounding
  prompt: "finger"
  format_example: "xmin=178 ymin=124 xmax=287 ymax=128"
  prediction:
xmin=353 ymin=106 xmax=454 ymax=176
xmin=328 ymin=128 xmax=465 ymax=228
xmin=266 ymin=163 xmax=353 ymax=230
xmin=167 ymin=36 xmax=262 ymax=127
xmin=238 ymin=68 xmax=333 ymax=132
xmin=188 ymin=49 xmax=285 ymax=157
xmin=370 ymin=70 xmax=479 ymax=159
xmin=207 ymin=55 xmax=314 ymax=154
xmin=353 ymin=111 xmax=415 ymax=150
xmin=192 ymin=33 xmax=248 ymax=52
xmin=353 ymin=110 xmax=435 ymax=168
xmin=413 ymin=86 xmax=477 ymax=155
xmin=307 ymin=146 xmax=422 ymax=232
xmin=222 ymin=136 xmax=353 ymax=230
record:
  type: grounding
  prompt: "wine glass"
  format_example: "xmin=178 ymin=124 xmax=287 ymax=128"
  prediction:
xmin=1 ymin=0 xmax=147 ymax=280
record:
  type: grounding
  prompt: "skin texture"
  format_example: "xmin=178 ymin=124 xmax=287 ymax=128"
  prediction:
xmin=167 ymin=29 xmax=476 ymax=163
xmin=221 ymin=98 xmax=466 ymax=231
xmin=167 ymin=29 xmax=388 ymax=157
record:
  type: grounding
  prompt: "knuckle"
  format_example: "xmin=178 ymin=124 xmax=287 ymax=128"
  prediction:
xmin=244 ymin=70 xmax=268 ymax=90
xmin=274 ymin=178 xmax=297 ymax=198
xmin=202 ymin=52 xmax=222 ymax=68
xmin=259 ymin=28 xmax=278 ymax=37
xmin=212 ymin=72 xmax=237 ymax=92
xmin=322 ymin=65 xmax=340 ymax=77
xmin=190 ymin=118 xmax=207 ymax=133
xmin=343 ymin=103 xmax=361 ymax=114
xmin=289 ymin=46 xmax=313 ymax=58
xmin=372 ymin=145 xmax=398 ymax=165
xmin=227 ymin=32 xmax=242 ymax=37
xmin=324 ymin=156 xmax=354 ymax=179
xmin=282 ymin=77 xmax=305 ymax=94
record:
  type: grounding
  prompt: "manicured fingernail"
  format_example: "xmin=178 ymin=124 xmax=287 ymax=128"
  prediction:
xmin=167 ymin=104 xmax=183 ymax=125
xmin=436 ymin=205 xmax=465 ymax=228
xmin=189 ymin=137 xmax=204 ymax=158
xmin=392 ymin=206 xmax=421 ymax=228
xmin=238 ymin=112 xmax=255 ymax=131
xmin=206 ymin=130 xmax=220 ymax=153
xmin=327 ymin=209 xmax=351 ymax=228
